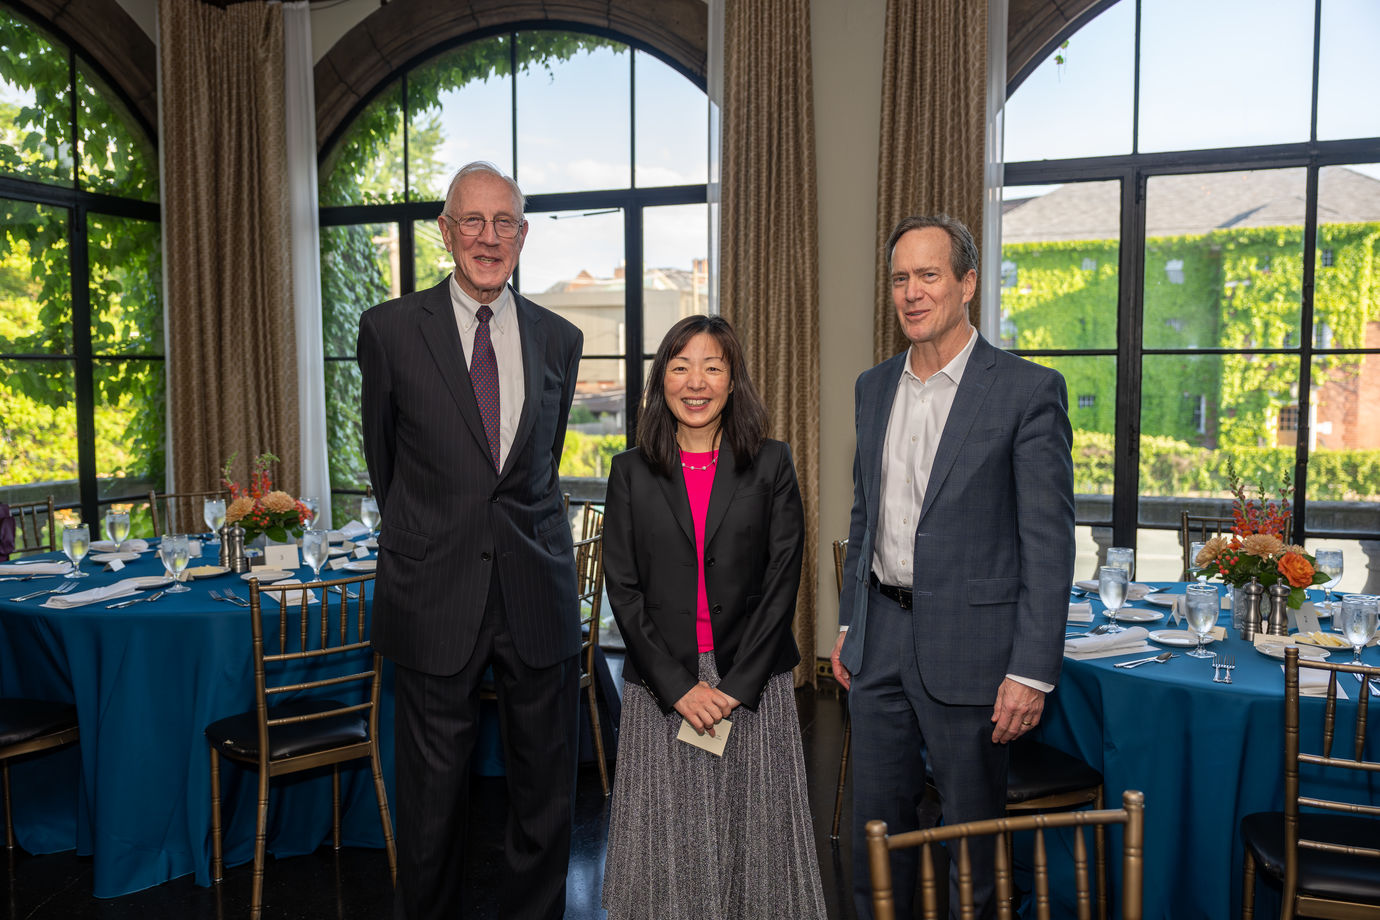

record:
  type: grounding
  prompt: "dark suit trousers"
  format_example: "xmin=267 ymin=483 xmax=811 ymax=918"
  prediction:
xmin=850 ymin=585 xmax=1008 ymax=920
xmin=393 ymin=573 xmax=580 ymax=920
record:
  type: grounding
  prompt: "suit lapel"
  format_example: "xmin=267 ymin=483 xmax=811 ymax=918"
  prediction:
xmin=418 ymin=280 xmax=491 ymax=461
xmin=500 ymin=291 xmax=545 ymax=483
xmin=653 ymin=460 xmax=696 ymax=546
xmin=703 ymin=442 xmax=741 ymax=546
xmin=919 ymin=335 xmax=996 ymax=522
xmin=864 ymin=354 xmax=907 ymax=531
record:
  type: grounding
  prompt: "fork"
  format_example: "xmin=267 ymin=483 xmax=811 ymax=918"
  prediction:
xmin=208 ymin=589 xmax=234 ymax=605
xmin=11 ymin=581 xmax=77 ymax=602
xmin=329 ymin=585 xmax=360 ymax=599
xmin=1212 ymin=653 xmax=1225 ymax=683
xmin=0 ymin=573 xmax=57 ymax=583
xmin=1223 ymin=655 xmax=1236 ymax=684
xmin=219 ymin=590 xmax=250 ymax=607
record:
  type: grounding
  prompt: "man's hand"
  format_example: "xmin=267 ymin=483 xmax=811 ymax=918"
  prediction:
xmin=990 ymin=678 xmax=1044 ymax=744
xmin=674 ymin=681 xmax=736 ymax=736
xmin=830 ymin=630 xmax=851 ymax=690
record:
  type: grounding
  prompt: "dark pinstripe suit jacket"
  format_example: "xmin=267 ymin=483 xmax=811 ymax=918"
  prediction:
xmin=358 ymin=279 xmax=584 ymax=674
xmin=836 ymin=333 xmax=1076 ymax=704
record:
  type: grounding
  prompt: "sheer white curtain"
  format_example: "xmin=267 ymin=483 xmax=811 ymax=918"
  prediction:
xmin=283 ymin=1 xmax=331 ymax=527
xmin=980 ymin=0 xmax=1008 ymax=340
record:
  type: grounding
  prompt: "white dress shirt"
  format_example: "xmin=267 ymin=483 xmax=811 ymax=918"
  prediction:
xmin=861 ymin=327 xmax=1051 ymax=693
xmin=449 ymin=276 xmax=525 ymax=470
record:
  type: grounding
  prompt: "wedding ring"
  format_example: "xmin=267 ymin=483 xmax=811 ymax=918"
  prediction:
xmin=1020 ymin=720 xmax=1033 ymax=725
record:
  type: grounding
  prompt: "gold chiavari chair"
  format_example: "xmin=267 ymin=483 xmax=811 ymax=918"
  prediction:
xmin=578 ymin=500 xmax=605 ymax=542
xmin=5 ymin=496 xmax=57 ymax=557
xmin=575 ymin=532 xmax=610 ymax=794
xmin=1240 ymin=648 xmax=1380 ymax=919
xmin=1180 ymin=510 xmax=1293 ymax=579
xmin=866 ymin=789 xmax=1145 ymax=920
xmin=205 ymin=572 xmax=395 ymax=919
xmin=0 ymin=698 xmax=79 ymax=849
xmin=148 ymin=488 xmax=230 ymax=537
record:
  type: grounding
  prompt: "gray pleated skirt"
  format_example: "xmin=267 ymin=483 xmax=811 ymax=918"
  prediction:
xmin=601 ymin=652 xmax=827 ymax=920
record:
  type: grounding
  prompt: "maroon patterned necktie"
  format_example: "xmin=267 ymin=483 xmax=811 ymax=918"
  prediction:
xmin=471 ymin=304 xmax=501 ymax=471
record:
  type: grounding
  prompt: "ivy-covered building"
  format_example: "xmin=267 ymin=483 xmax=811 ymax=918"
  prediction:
xmin=1002 ymin=167 xmax=1380 ymax=455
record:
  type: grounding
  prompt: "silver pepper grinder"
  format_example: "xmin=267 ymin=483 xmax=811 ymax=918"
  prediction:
xmin=1240 ymin=577 xmax=1265 ymax=640
xmin=1267 ymin=582 xmax=1291 ymax=636
xmin=218 ymin=524 xmax=232 ymax=568
xmin=226 ymin=525 xmax=249 ymax=574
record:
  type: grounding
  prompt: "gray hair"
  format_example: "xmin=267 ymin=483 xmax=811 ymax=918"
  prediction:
xmin=442 ymin=161 xmax=526 ymax=217
xmin=886 ymin=214 xmax=979 ymax=280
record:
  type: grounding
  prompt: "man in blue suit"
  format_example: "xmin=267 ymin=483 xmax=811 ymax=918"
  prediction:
xmin=829 ymin=214 xmax=1075 ymax=919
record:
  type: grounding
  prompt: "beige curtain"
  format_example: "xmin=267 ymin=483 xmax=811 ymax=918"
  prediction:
xmin=721 ymin=0 xmax=821 ymax=687
xmin=160 ymin=1 xmax=300 ymax=496
xmin=874 ymin=0 xmax=989 ymax=363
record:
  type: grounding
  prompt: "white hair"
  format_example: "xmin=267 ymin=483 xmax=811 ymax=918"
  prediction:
xmin=442 ymin=162 xmax=526 ymax=217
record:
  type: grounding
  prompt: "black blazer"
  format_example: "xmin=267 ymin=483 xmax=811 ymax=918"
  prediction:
xmin=358 ymin=279 xmax=584 ymax=674
xmin=603 ymin=439 xmax=804 ymax=713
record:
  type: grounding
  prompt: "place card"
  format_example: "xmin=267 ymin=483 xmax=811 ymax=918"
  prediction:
xmin=1293 ymin=603 xmax=1321 ymax=636
xmin=107 ymin=558 xmax=126 ymax=573
xmin=328 ymin=556 xmax=351 ymax=571
xmin=676 ymin=718 xmax=732 ymax=756
xmin=264 ymin=544 xmax=300 ymax=571
xmin=1170 ymin=597 xmax=1184 ymax=625
xmin=353 ymin=545 xmax=370 ymax=559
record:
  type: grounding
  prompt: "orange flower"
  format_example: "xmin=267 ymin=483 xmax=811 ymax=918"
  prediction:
xmin=225 ymin=496 xmax=256 ymax=524
xmin=1277 ymin=552 xmax=1315 ymax=588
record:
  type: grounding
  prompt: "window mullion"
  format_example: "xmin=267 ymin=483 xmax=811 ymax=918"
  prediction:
xmin=71 ymin=203 xmax=98 ymax=525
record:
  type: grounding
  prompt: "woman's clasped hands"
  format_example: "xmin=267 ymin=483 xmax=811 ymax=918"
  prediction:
xmin=673 ymin=681 xmax=739 ymax=736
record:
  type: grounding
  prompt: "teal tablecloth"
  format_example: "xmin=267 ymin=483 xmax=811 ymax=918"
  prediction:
xmin=0 ymin=549 xmax=397 ymax=897
xmin=1041 ymin=583 xmax=1380 ymax=919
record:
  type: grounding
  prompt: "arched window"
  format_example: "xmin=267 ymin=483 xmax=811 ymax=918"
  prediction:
xmin=0 ymin=3 xmax=162 ymax=532
xmin=1001 ymin=0 xmax=1380 ymax=582
xmin=318 ymin=28 xmax=710 ymax=522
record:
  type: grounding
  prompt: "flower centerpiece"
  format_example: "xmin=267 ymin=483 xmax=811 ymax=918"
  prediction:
xmin=1192 ymin=462 xmax=1327 ymax=609
xmin=220 ymin=451 xmax=311 ymax=544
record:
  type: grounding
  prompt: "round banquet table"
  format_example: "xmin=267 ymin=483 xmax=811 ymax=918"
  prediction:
xmin=0 ymin=548 xmax=397 ymax=898
xmin=1039 ymin=582 xmax=1380 ymax=919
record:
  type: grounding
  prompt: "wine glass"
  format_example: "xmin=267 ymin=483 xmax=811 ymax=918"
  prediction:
xmin=301 ymin=529 xmax=329 ymax=581
xmin=203 ymin=498 xmax=227 ymax=544
xmin=1188 ymin=541 xmax=1207 ymax=581
xmin=1106 ymin=546 xmax=1135 ymax=582
xmin=62 ymin=524 xmax=90 ymax=579
xmin=1314 ymin=548 xmax=1343 ymax=617
xmin=159 ymin=534 xmax=191 ymax=594
xmin=1184 ymin=583 xmax=1218 ymax=659
xmin=1098 ymin=565 xmax=1129 ymax=634
xmin=300 ymin=497 xmax=320 ymax=529
xmin=1339 ymin=595 xmax=1378 ymax=665
xmin=105 ymin=509 xmax=131 ymax=547
xmin=360 ymin=497 xmax=380 ymax=545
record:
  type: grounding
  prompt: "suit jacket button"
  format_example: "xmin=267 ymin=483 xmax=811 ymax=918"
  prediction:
xmin=490 ymin=495 xmax=498 ymax=504
xmin=706 ymin=557 xmax=716 ymax=567
xmin=712 ymin=604 xmax=722 ymax=615
xmin=481 ymin=552 xmax=492 ymax=562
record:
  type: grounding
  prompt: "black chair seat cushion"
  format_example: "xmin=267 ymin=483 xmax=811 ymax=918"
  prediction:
xmin=0 ymin=699 xmax=77 ymax=749
xmin=1242 ymin=811 xmax=1380 ymax=905
xmin=205 ymin=699 xmax=368 ymax=762
xmin=1005 ymin=738 xmax=1103 ymax=805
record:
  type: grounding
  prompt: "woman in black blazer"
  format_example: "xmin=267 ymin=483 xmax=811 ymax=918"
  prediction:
xmin=600 ymin=315 xmax=825 ymax=920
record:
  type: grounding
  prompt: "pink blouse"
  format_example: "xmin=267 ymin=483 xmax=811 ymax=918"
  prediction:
xmin=680 ymin=450 xmax=717 ymax=653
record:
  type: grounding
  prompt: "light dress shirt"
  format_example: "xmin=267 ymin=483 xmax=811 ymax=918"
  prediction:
xmin=848 ymin=327 xmax=1051 ymax=693
xmin=449 ymin=275 xmax=525 ymax=471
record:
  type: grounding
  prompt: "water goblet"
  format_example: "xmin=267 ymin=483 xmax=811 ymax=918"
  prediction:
xmin=159 ymin=534 xmax=191 ymax=594
xmin=1314 ymin=548 xmax=1343 ymax=617
xmin=1339 ymin=594 xmax=1378 ymax=665
xmin=105 ymin=509 xmax=131 ymax=546
xmin=360 ymin=497 xmax=380 ymax=543
xmin=1098 ymin=565 xmax=1129 ymax=634
xmin=300 ymin=497 xmax=320 ymax=529
xmin=301 ymin=529 xmax=330 ymax=581
xmin=1184 ymin=583 xmax=1219 ymax=658
xmin=1188 ymin=541 xmax=1208 ymax=581
xmin=203 ymin=498 xmax=227 ymax=544
xmin=63 ymin=524 xmax=90 ymax=579
xmin=1106 ymin=546 xmax=1135 ymax=582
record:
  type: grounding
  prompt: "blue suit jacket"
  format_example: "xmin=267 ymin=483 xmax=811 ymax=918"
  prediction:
xmin=837 ymin=333 xmax=1075 ymax=705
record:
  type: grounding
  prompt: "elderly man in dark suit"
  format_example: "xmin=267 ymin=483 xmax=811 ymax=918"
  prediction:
xmin=358 ymin=161 xmax=583 ymax=920
xmin=829 ymin=214 xmax=1075 ymax=919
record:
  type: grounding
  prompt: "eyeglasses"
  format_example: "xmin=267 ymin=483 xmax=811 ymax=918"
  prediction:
xmin=442 ymin=214 xmax=524 ymax=239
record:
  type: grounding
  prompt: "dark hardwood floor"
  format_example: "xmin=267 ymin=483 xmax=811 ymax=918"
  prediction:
xmin=3 ymin=657 xmax=857 ymax=920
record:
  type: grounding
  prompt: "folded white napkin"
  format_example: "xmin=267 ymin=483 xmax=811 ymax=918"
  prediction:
xmin=1075 ymin=580 xmax=1154 ymax=600
xmin=261 ymin=579 xmax=320 ymax=606
xmin=0 ymin=561 xmax=73 ymax=574
xmin=1065 ymin=626 xmax=1150 ymax=655
xmin=121 ymin=539 xmax=150 ymax=552
xmin=1068 ymin=602 xmax=1093 ymax=623
xmin=337 ymin=520 xmax=370 ymax=540
xmin=1287 ymin=664 xmax=1350 ymax=700
xmin=42 ymin=579 xmax=143 ymax=609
